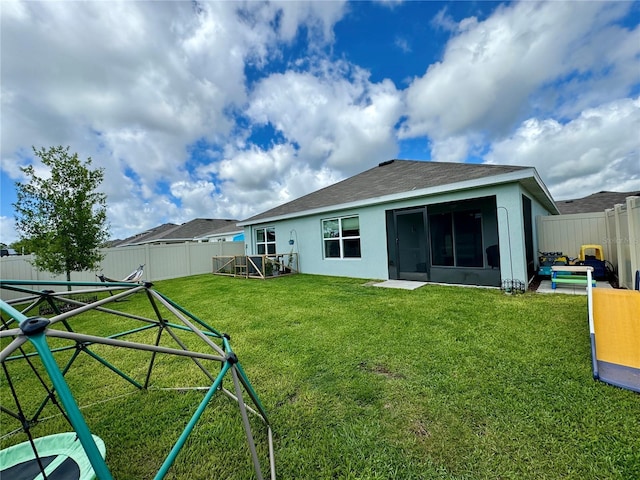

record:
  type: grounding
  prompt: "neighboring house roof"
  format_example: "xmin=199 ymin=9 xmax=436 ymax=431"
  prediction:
xmin=110 ymin=223 xmax=180 ymax=247
xmin=556 ymin=191 xmax=640 ymax=214
xmin=194 ymin=222 xmax=244 ymax=240
xmin=112 ymin=219 xmax=239 ymax=247
xmin=240 ymin=159 xmax=555 ymax=224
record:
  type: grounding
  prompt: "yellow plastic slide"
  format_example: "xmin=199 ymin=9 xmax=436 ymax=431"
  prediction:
xmin=589 ymin=287 xmax=640 ymax=393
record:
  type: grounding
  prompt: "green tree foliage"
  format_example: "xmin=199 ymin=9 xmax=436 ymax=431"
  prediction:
xmin=9 ymin=238 xmax=35 ymax=255
xmin=13 ymin=146 xmax=109 ymax=281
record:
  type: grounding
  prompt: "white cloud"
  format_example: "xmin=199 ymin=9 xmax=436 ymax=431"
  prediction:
xmin=401 ymin=1 xmax=638 ymax=140
xmin=394 ymin=37 xmax=411 ymax=53
xmin=429 ymin=134 xmax=482 ymax=164
xmin=216 ymin=144 xmax=297 ymax=191
xmin=430 ymin=6 xmax=457 ymax=32
xmin=246 ymin=60 xmax=403 ymax=175
xmin=210 ymin=143 xmax=344 ymax=220
xmin=1 ymin=1 xmax=250 ymax=204
xmin=0 ymin=0 xmax=352 ymax=237
xmin=2 ymin=0 xmax=638 ymax=243
xmin=267 ymin=1 xmax=347 ymax=45
xmin=485 ymin=97 xmax=640 ymax=199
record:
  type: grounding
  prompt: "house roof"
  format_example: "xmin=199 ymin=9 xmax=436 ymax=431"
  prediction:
xmin=240 ymin=159 xmax=554 ymax=224
xmin=194 ymin=222 xmax=244 ymax=239
xmin=556 ymin=191 xmax=640 ymax=214
xmin=110 ymin=223 xmax=179 ymax=247
xmin=111 ymin=218 xmax=239 ymax=247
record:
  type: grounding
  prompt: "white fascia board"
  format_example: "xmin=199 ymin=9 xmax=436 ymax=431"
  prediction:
xmin=238 ymin=168 xmax=550 ymax=226
xmin=194 ymin=230 xmax=243 ymax=240
xmin=532 ymin=168 xmax=559 ymax=214
xmin=119 ymin=238 xmax=195 ymax=247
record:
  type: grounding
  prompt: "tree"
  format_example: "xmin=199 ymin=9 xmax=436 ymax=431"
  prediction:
xmin=13 ymin=146 xmax=109 ymax=282
xmin=9 ymin=238 xmax=36 ymax=255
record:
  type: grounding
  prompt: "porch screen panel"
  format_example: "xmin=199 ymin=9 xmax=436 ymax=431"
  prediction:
xmin=454 ymin=211 xmax=483 ymax=267
xmin=430 ymin=213 xmax=454 ymax=266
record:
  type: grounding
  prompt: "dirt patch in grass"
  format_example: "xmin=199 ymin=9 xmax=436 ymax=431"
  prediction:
xmin=410 ymin=419 xmax=431 ymax=438
xmin=358 ymin=361 xmax=405 ymax=379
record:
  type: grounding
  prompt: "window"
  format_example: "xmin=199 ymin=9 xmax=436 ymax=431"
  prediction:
xmin=255 ymin=227 xmax=276 ymax=254
xmin=323 ymin=216 xmax=361 ymax=259
xmin=430 ymin=210 xmax=483 ymax=267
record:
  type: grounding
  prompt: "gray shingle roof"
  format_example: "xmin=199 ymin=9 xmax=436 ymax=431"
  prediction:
xmin=162 ymin=218 xmax=238 ymax=239
xmin=112 ymin=219 xmax=238 ymax=246
xmin=242 ymin=159 xmax=529 ymax=223
xmin=110 ymin=223 xmax=179 ymax=247
xmin=556 ymin=191 xmax=640 ymax=214
xmin=194 ymin=222 xmax=244 ymax=238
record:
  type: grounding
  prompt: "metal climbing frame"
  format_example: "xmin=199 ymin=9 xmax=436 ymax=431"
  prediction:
xmin=0 ymin=279 xmax=275 ymax=480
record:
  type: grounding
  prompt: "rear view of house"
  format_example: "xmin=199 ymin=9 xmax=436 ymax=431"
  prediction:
xmin=239 ymin=160 xmax=558 ymax=287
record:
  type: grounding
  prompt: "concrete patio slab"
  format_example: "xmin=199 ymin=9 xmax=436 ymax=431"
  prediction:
xmin=537 ymin=279 xmax=613 ymax=295
xmin=371 ymin=280 xmax=427 ymax=290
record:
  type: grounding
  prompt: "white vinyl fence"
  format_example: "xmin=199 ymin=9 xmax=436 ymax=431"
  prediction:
xmin=0 ymin=241 xmax=245 ymax=301
xmin=607 ymin=197 xmax=640 ymax=289
xmin=537 ymin=196 xmax=640 ymax=289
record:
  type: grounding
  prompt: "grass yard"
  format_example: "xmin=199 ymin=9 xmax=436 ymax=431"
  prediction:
xmin=1 ymin=274 xmax=639 ymax=479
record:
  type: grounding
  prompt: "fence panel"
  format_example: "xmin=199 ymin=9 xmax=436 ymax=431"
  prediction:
xmin=100 ymin=245 xmax=149 ymax=281
xmin=536 ymin=212 xmax=609 ymax=259
xmin=605 ymin=209 xmax=618 ymax=271
xmin=614 ymin=205 xmax=631 ymax=289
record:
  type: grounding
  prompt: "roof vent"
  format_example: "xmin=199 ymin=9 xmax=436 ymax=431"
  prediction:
xmin=378 ymin=159 xmax=394 ymax=167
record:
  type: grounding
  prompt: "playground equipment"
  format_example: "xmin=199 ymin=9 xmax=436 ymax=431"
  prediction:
xmin=0 ymin=432 xmax=106 ymax=479
xmin=0 ymin=279 xmax=275 ymax=479
xmin=578 ymin=244 xmax=606 ymax=279
xmin=538 ymin=251 xmax=568 ymax=277
xmin=552 ymin=265 xmax=596 ymax=290
xmin=96 ymin=264 xmax=145 ymax=283
xmin=587 ymin=274 xmax=640 ymax=393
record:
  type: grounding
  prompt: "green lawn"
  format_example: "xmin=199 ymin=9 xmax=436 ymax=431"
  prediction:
xmin=2 ymin=274 xmax=639 ymax=479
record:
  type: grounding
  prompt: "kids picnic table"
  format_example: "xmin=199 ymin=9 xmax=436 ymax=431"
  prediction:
xmin=551 ymin=265 xmax=596 ymax=290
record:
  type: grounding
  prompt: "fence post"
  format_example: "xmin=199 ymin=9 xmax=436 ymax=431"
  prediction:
xmin=145 ymin=244 xmax=151 ymax=281
xmin=185 ymin=242 xmax=191 ymax=277
xmin=627 ymin=197 xmax=640 ymax=286
xmin=614 ymin=204 xmax=628 ymax=288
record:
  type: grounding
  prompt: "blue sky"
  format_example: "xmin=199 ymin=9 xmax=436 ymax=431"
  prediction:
xmin=1 ymin=0 xmax=639 ymax=245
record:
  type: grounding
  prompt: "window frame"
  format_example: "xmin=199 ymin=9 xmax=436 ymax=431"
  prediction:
xmin=255 ymin=227 xmax=276 ymax=255
xmin=322 ymin=215 xmax=361 ymax=259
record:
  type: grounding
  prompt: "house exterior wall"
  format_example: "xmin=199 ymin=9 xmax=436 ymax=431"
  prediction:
xmin=244 ymin=205 xmax=389 ymax=280
xmin=244 ymin=182 xmax=549 ymax=285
